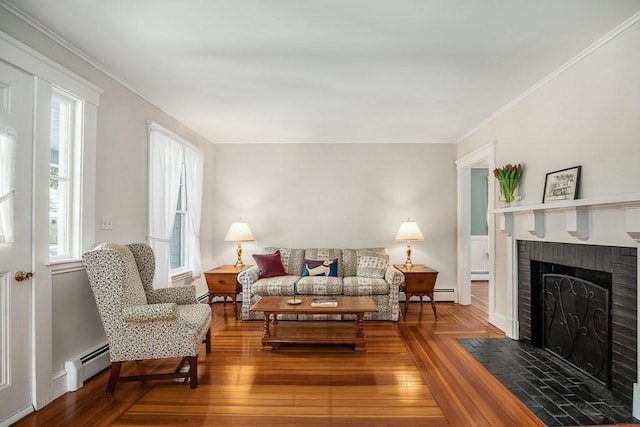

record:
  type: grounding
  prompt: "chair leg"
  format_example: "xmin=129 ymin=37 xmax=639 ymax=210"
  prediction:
xmin=106 ymin=361 xmax=121 ymax=394
xmin=188 ymin=355 xmax=198 ymax=388
xmin=205 ymin=327 xmax=211 ymax=353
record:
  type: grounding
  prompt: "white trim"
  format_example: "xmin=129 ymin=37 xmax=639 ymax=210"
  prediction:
xmin=51 ymin=369 xmax=67 ymax=401
xmin=456 ymin=143 xmax=500 ymax=331
xmin=457 ymin=11 xmax=640 ymax=144
xmin=32 ymin=77 xmax=53 ymax=411
xmin=0 ymin=30 xmax=101 ymax=105
xmin=491 ymin=312 xmax=518 ymax=339
xmin=50 ymin=260 xmax=84 ymax=275
xmin=0 ymin=406 xmax=33 ymax=427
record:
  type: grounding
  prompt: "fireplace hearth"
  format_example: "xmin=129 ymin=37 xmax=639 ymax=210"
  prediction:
xmin=518 ymin=241 xmax=637 ymax=407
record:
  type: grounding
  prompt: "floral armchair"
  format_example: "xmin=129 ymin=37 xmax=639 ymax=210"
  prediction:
xmin=82 ymin=242 xmax=211 ymax=393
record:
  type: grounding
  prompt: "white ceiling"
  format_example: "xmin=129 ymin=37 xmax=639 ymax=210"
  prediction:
xmin=5 ymin=1 xmax=640 ymax=144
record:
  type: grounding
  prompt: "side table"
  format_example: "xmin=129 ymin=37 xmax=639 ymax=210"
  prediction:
xmin=203 ymin=265 xmax=251 ymax=319
xmin=394 ymin=264 xmax=439 ymax=320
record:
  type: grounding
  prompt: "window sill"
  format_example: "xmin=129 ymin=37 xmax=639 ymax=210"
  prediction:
xmin=47 ymin=258 xmax=85 ymax=275
xmin=171 ymin=270 xmax=193 ymax=284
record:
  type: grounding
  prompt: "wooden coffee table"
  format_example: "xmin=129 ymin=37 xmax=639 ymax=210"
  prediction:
xmin=249 ymin=296 xmax=379 ymax=351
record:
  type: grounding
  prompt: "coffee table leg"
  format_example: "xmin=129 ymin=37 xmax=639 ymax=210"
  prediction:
xmin=356 ymin=313 xmax=365 ymax=338
xmin=263 ymin=312 xmax=271 ymax=337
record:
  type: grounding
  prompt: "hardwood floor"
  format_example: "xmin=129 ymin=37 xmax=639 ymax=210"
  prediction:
xmin=470 ymin=280 xmax=489 ymax=318
xmin=9 ymin=301 xmax=571 ymax=426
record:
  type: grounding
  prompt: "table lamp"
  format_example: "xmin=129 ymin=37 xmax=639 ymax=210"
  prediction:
xmin=395 ymin=219 xmax=424 ymax=269
xmin=224 ymin=220 xmax=255 ymax=268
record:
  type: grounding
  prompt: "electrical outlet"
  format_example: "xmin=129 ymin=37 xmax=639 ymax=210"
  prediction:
xmin=101 ymin=216 xmax=113 ymax=230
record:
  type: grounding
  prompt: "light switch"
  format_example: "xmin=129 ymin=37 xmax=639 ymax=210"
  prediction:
xmin=101 ymin=216 xmax=113 ymax=230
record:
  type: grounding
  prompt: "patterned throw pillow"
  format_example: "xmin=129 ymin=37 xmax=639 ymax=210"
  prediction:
xmin=253 ymin=251 xmax=288 ymax=279
xmin=302 ymin=258 xmax=339 ymax=277
xmin=356 ymin=250 xmax=389 ymax=279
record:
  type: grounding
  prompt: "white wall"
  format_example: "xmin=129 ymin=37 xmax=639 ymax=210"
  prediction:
xmin=457 ymin=20 xmax=640 ymax=321
xmin=0 ymin=14 xmax=216 ymax=372
xmin=208 ymin=143 xmax=458 ymax=293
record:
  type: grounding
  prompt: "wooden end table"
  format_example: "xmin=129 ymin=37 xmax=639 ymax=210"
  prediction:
xmin=249 ymin=296 xmax=379 ymax=351
xmin=203 ymin=265 xmax=251 ymax=319
xmin=394 ymin=264 xmax=439 ymax=320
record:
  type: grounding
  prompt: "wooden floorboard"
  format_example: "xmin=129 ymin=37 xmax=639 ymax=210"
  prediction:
xmin=12 ymin=301 xmax=557 ymax=426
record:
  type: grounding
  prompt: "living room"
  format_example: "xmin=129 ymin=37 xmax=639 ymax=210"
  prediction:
xmin=1 ymin=1 xmax=639 ymax=425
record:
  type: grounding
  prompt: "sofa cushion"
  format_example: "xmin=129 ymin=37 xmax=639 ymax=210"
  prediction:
xmin=342 ymin=248 xmax=387 ymax=277
xmin=265 ymin=247 xmax=305 ymax=276
xmin=251 ymin=275 xmax=301 ymax=296
xmin=302 ymin=258 xmax=339 ymax=277
xmin=343 ymin=276 xmax=390 ymax=295
xmin=253 ymin=251 xmax=287 ymax=279
xmin=296 ymin=276 xmax=343 ymax=295
xmin=357 ymin=250 xmax=389 ymax=279
xmin=304 ymin=249 xmax=343 ymax=276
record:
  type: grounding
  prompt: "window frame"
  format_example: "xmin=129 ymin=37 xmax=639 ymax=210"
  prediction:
xmin=170 ymin=162 xmax=190 ymax=275
xmin=49 ymin=87 xmax=83 ymax=262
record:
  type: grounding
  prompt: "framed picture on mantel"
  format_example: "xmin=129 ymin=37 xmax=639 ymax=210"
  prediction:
xmin=543 ymin=166 xmax=581 ymax=203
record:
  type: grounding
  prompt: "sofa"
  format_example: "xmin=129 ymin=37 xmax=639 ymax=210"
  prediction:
xmin=238 ymin=247 xmax=404 ymax=321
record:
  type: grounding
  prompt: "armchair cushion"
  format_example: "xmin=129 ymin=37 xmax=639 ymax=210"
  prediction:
xmin=146 ymin=286 xmax=197 ymax=305
xmin=122 ymin=303 xmax=177 ymax=322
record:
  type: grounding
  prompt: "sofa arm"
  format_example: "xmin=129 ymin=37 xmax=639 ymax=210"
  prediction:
xmin=385 ymin=266 xmax=405 ymax=287
xmin=238 ymin=266 xmax=259 ymax=287
xmin=122 ymin=303 xmax=177 ymax=322
xmin=146 ymin=285 xmax=197 ymax=305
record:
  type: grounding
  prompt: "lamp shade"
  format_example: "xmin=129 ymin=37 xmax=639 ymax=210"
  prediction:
xmin=395 ymin=219 xmax=424 ymax=241
xmin=224 ymin=221 xmax=255 ymax=242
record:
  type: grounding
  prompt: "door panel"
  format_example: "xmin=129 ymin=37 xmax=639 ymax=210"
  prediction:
xmin=0 ymin=60 xmax=35 ymax=421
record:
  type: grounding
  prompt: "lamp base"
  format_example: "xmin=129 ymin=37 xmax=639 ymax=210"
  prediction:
xmin=234 ymin=242 xmax=245 ymax=268
xmin=404 ymin=241 xmax=414 ymax=269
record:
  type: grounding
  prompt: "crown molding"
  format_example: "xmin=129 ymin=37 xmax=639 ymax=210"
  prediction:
xmin=457 ymin=10 xmax=640 ymax=144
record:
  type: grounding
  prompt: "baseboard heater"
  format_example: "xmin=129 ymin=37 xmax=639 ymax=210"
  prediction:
xmin=64 ymin=343 xmax=110 ymax=391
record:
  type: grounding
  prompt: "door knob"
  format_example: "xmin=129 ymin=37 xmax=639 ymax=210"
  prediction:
xmin=15 ymin=271 xmax=34 ymax=282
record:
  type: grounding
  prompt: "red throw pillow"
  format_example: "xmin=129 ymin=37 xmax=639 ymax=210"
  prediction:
xmin=252 ymin=251 xmax=287 ymax=279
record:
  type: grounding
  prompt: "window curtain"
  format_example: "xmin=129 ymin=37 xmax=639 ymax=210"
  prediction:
xmin=148 ymin=123 xmax=184 ymax=288
xmin=184 ymin=145 xmax=204 ymax=279
xmin=0 ymin=126 xmax=16 ymax=244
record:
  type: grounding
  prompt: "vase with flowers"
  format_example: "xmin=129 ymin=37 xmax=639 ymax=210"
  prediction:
xmin=494 ymin=163 xmax=523 ymax=206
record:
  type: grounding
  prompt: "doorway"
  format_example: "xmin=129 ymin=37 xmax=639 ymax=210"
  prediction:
xmin=455 ymin=143 xmax=495 ymax=322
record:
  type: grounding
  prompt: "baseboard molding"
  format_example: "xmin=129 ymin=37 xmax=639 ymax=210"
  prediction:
xmin=490 ymin=312 xmax=518 ymax=339
xmin=51 ymin=369 xmax=68 ymax=400
xmin=0 ymin=405 xmax=33 ymax=427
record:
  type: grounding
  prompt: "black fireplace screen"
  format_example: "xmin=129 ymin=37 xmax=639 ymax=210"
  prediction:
xmin=543 ymin=274 xmax=610 ymax=385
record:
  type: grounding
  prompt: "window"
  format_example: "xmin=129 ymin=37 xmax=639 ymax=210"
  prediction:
xmin=170 ymin=163 xmax=188 ymax=271
xmin=148 ymin=122 xmax=203 ymax=288
xmin=49 ymin=90 xmax=81 ymax=260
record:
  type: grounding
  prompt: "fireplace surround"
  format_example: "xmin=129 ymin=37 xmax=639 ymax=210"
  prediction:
xmin=518 ymin=240 xmax=637 ymax=405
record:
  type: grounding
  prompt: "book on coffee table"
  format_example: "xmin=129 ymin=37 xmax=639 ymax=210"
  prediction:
xmin=311 ymin=297 xmax=338 ymax=307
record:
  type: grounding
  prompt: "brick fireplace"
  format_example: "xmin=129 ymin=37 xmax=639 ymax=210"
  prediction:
xmin=493 ymin=193 xmax=640 ymax=415
xmin=517 ymin=241 xmax=637 ymax=405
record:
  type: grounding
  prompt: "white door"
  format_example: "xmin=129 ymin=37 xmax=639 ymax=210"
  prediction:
xmin=0 ymin=60 xmax=35 ymax=421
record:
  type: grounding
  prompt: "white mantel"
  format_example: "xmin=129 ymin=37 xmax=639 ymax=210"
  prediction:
xmin=492 ymin=192 xmax=640 ymax=245
xmin=491 ymin=191 xmax=640 ymax=417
